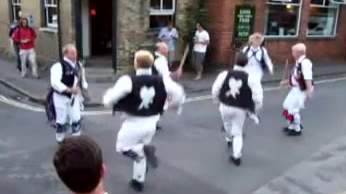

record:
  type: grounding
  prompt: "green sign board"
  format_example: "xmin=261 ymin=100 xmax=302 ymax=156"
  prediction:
xmin=233 ymin=5 xmax=255 ymax=41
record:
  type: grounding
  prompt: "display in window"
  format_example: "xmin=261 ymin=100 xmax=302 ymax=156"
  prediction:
xmin=265 ymin=4 xmax=300 ymax=36
xmin=307 ymin=7 xmax=338 ymax=36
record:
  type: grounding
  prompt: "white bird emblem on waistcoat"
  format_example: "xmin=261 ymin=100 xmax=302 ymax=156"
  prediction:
xmin=138 ymin=86 xmax=156 ymax=110
xmin=226 ymin=78 xmax=243 ymax=98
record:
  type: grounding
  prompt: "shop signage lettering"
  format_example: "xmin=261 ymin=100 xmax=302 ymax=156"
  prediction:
xmin=233 ymin=5 xmax=255 ymax=40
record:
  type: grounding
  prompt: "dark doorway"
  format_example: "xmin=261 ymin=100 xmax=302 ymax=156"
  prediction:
xmin=89 ymin=0 xmax=112 ymax=56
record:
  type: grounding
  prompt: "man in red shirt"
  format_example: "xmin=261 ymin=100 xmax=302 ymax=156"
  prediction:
xmin=12 ymin=17 xmax=39 ymax=78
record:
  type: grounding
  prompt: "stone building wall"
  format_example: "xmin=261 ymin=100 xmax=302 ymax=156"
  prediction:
xmin=0 ymin=0 xmax=74 ymax=65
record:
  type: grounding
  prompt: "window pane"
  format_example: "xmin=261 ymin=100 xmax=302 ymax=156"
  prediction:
xmin=14 ymin=6 xmax=21 ymax=21
xmin=311 ymin=0 xmax=325 ymax=5
xmin=162 ymin=0 xmax=173 ymax=10
xmin=267 ymin=0 xmax=301 ymax=4
xmin=47 ymin=7 xmax=58 ymax=26
xmin=150 ymin=0 xmax=161 ymax=10
xmin=149 ymin=15 xmax=172 ymax=29
xmin=307 ymin=7 xmax=337 ymax=36
xmin=53 ymin=0 xmax=57 ymax=5
xmin=265 ymin=4 xmax=300 ymax=36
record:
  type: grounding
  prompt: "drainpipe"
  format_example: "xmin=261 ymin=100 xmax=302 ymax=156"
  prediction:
xmin=57 ymin=0 xmax=63 ymax=60
xmin=112 ymin=0 xmax=118 ymax=73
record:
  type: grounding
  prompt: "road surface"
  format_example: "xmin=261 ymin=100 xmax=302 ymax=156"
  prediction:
xmin=0 ymin=77 xmax=345 ymax=194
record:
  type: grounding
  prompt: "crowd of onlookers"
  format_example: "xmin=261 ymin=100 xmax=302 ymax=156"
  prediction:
xmin=158 ymin=21 xmax=210 ymax=80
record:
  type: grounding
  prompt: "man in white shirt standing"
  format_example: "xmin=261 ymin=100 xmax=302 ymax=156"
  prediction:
xmin=50 ymin=44 xmax=88 ymax=143
xmin=280 ymin=43 xmax=314 ymax=136
xmin=193 ymin=23 xmax=210 ymax=80
xmin=158 ymin=21 xmax=179 ymax=66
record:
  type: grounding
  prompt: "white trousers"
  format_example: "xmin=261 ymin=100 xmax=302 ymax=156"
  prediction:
xmin=283 ymin=87 xmax=306 ymax=131
xmin=219 ymin=104 xmax=247 ymax=158
xmin=20 ymin=48 xmax=38 ymax=77
xmin=53 ymin=93 xmax=81 ymax=141
xmin=116 ymin=115 xmax=159 ymax=182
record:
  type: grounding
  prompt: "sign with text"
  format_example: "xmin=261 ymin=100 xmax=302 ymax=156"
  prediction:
xmin=233 ymin=5 xmax=255 ymax=41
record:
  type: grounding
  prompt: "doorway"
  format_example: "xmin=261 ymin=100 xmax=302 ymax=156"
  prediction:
xmin=89 ymin=0 xmax=112 ymax=56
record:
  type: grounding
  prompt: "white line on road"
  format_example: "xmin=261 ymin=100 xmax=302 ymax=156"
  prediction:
xmin=0 ymin=77 xmax=345 ymax=116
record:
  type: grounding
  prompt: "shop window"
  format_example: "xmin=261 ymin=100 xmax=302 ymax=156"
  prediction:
xmin=150 ymin=0 xmax=175 ymax=29
xmin=264 ymin=0 xmax=302 ymax=37
xmin=307 ymin=0 xmax=339 ymax=37
xmin=43 ymin=0 xmax=58 ymax=28
xmin=10 ymin=0 xmax=21 ymax=21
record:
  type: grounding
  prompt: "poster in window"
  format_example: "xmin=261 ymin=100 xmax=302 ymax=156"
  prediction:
xmin=233 ymin=5 xmax=255 ymax=41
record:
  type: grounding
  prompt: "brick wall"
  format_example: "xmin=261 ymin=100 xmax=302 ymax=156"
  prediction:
xmin=207 ymin=0 xmax=346 ymax=67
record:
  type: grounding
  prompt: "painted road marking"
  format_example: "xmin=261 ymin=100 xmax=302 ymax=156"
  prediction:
xmin=0 ymin=77 xmax=345 ymax=116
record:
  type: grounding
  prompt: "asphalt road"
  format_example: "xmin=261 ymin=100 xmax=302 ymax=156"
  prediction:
xmin=0 ymin=77 xmax=345 ymax=194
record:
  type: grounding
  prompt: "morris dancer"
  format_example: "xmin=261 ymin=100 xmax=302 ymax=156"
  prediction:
xmin=281 ymin=43 xmax=314 ymax=136
xmin=103 ymin=50 xmax=185 ymax=192
xmin=212 ymin=52 xmax=263 ymax=166
xmin=152 ymin=42 xmax=182 ymax=130
xmin=50 ymin=44 xmax=88 ymax=143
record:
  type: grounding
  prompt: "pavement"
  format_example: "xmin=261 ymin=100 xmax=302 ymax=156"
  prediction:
xmin=0 ymin=57 xmax=346 ymax=107
xmin=0 ymin=75 xmax=345 ymax=194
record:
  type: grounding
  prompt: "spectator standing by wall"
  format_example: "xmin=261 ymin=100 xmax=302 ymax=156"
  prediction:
xmin=9 ymin=20 xmax=22 ymax=72
xmin=158 ymin=21 xmax=179 ymax=67
xmin=12 ymin=17 xmax=39 ymax=78
xmin=192 ymin=23 xmax=210 ymax=80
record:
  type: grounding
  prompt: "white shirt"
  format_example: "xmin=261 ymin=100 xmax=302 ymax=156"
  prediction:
xmin=193 ymin=30 xmax=210 ymax=53
xmin=103 ymin=68 xmax=185 ymax=109
xmin=290 ymin=55 xmax=313 ymax=87
xmin=153 ymin=52 xmax=171 ymax=78
xmin=211 ymin=65 xmax=263 ymax=111
xmin=50 ymin=57 xmax=88 ymax=93
xmin=242 ymin=46 xmax=274 ymax=79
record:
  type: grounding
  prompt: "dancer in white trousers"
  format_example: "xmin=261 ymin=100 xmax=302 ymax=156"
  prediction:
xmin=103 ymin=50 xmax=185 ymax=192
xmin=212 ymin=52 xmax=263 ymax=166
xmin=242 ymin=32 xmax=274 ymax=82
xmin=50 ymin=44 xmax=88 ymax=143
xmin=281 ymin=43 xmax=314 ymax=136
xmin=152 ymin=42 xmax=182 ymax=131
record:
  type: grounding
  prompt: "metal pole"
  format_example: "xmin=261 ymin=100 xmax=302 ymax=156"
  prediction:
xmin=112 ymin=0 xmax=118 ymax=73
xmin=57 ymin=0 xmax=63 ymax=60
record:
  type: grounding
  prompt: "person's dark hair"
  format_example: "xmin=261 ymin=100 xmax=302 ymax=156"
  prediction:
xmin=235 ymin=52 xmax=248 ymax=67
xmin=53 ymin=135 xmax=103 ymax=193
xmin=19 ymin=17 xmax=29 ymax=27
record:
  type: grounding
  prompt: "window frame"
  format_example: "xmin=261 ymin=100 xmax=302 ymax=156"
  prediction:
xmin=149 ymin=0 xmax=176 ymax=29
xmin=264 ymin=0 xmax=303 ymax=38
xmin=307 ymin=0 xmax=340 ymax=38
xmin=10 ymin=0 xmax=21 ymax=22
xmin=150 ymin=0 xmax=176 ymax=16
xmin=43 ymin=0 xmax=58 ymax=28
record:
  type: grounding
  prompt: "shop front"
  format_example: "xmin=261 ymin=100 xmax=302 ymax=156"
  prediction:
xmin=207 ymin=0 xmax=346 ymax=66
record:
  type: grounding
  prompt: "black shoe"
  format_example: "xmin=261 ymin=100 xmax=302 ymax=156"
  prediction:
xmin=283 ymin=127 xmax=290 ymax=133
xmin=227 ymin=141 xmax=232 ymax=148
xmin=143 ymin=145 xmax=158 ymax=168
xmin=229 ymin=156 xmax=241 ymax=166
xmin=130 ymin=179 xmax=144 ymax=192
xmin=286 ymin=130 xmax=302 ymax=136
